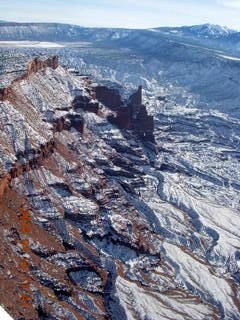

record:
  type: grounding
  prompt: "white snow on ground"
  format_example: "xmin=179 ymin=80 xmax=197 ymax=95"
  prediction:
xmin=162 ymin=174 xmax=240 ymax=258
xmin=148 ymin=28 xmax=160 ymax=33
xmin=116 ymin=276 xmax=216 ymax=320
xmin=164 ymin=242 xmax=238 ymax=317
xmin=0 ymin=306 xmax=13 ymax=320
xmin=218 ymin=54 xmax=240 ymax=61
xmin=0 ymin=41 xmax=64 ymax=48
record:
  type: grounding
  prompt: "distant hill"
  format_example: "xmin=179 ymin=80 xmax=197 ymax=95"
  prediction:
xmin=0 ymin=22 xmax=240 ymax=55
xmin=149 ymin=24 xmax=240 ymax=54
xmin=0 ymin=22 xmax=131 ymax=42
xmin=154 ymin=23 xmax=236 ymax=39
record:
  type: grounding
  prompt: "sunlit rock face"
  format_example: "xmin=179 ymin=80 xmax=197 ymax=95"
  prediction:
xmin=0 ymin=55 xmax=239 ymax=320
xmin=27 ymin=56 xmax=59 ymax=75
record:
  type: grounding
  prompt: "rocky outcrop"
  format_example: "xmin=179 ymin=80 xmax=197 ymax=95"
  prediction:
xmin=0 ymin=87 xmax=12 ymax=101
xmin=0 ymin=56 xmax=59 ymax=102
xmin=67 ymin=114 xmax=84 ymax=133
xmin=133 ymin=105 xmax=155 ymax=142
xmin=9 ymin=139 xmax=55 ymax=179
xmin=27 ymin=56 xmax=59 ymax=76
xmin=0 ymin=111 xmax=85 ymax=199
xmin=109 ymin=106 xmax=132 ymax=129
xmin=0 ymin=139 xmax=56 ymax=202
xmin=52 ymin=117 xmax=68 ymax=133
xmin=128 ymin=86 xmax=155 ymax=142
xmin=52 ymin=114 xmax=84 ymax=134
xmin=108 ymin=85 xmax=155 ymax=142
xmin=92 ymin=84 xmax=155 ymax=142
xmin=0 ymin=174 xmax=11 ymax=200
xmin=129 ymin=85 xmax=143 ymax=107
xmin=94 ymin=85 xmax=123 ymax=109
xmin=73 ymin=95 xmax=100 ymax=114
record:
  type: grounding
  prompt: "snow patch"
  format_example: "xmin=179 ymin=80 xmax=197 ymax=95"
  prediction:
xmin=0 ymin=41 xmax=64 ymax=48
xmin=0 ymin=307 xmax=13 ymax=320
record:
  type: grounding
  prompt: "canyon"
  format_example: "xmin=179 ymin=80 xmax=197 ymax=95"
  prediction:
xmin=0 ymin=40 xmax=239 ymax=319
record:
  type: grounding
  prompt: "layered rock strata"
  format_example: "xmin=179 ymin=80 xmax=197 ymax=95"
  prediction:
xmin=0 ymin=56 xmax=238 ymax=320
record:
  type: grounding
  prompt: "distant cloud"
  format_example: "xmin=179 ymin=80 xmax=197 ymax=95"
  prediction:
xmin=218 ymin=0 xmax=240 ymax=8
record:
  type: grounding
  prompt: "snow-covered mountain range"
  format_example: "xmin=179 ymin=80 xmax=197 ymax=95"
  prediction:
xmin=154 ymin=23 xmax=235 ymax=38
xmin=0 ymin=21 xmax=238 ymax=43
xmin=1 ymin=21 xmax=240 ymax=55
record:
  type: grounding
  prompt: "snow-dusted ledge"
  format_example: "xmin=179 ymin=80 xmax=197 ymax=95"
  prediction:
xmin=0 ymin=306 xmax=13 ymax=320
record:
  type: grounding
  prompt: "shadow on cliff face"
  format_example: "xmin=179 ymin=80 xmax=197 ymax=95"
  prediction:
xmin=105 ymin=85 xmax=155 ymax=144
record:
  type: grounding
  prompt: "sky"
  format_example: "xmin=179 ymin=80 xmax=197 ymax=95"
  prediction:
xmin=0 ymin=0 xmax=240 ymax=30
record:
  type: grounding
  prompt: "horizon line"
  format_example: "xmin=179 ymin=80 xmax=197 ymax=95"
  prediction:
xmin=0 ymin=19 xmax=237 ymax=32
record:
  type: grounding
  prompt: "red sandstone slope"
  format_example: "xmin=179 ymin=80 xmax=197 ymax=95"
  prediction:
xmin=0 ymin=57 xmax=235 ymax=320
xmin=0 ymin=56 xmax=158 ymax=320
